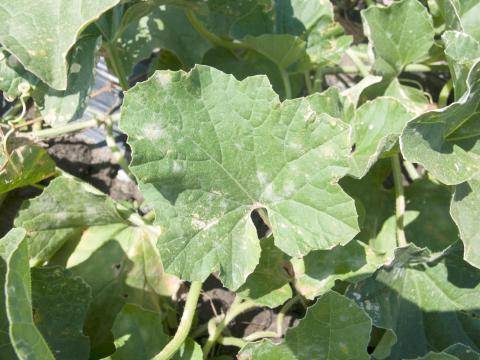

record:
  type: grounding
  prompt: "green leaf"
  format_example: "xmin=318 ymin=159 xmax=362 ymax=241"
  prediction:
xmin=238 ymin=291 xmax=371 ymax=360
xmin=291 ymin=240 xmax=385 ymax=300
xmin=0 ymin=141 xmax=57 ymax=195
xmin=32 ymin=34 xmax=100 ymax=127
xmin=0 ymin=47 xmax=38 ymax=99
xmin=346 ymin=243 xmax=480 ymax=360
xmin=31 ymin=267 xmax=92 ymax=360
xmin=400 ymin=60 xmax=480 ymax=185
xmin=408 ymin=343 xmax=480 ymax=360
xmin=16 ymin=175 xmax=172 ymax=358
xmin=3 ymin=230 xmax=55 ymax=360
xmin=15 ymin=175 xmax=127 ymax=263
xmin=242 ymin=34 xmax=308 ymax=72
xmin=120 ymin=65 xmax=358 ymax=289
xmin=114 ymin=4 xmax=211 ymax=75
xmin=361 ymin=0 xmax=435 ymax=76
xmin=341 ymin=160 xmax=458 ymax=254
xmin=0 ymin=0 xmax=120 ymax=90
xmin=385 ymin=78 xmax=432 ymax=115
xmin=237 ymin=236 xmax=292 ymax=307
xmin=442 ymin=31 xmax=480 ymax=99
xmin=349 ymin=97 xmax=413 ymax=178
xmin=450 ymin=177 xmax=480 ymax=268
xmin=108 ymin=304 xmax=201 ymax=360
xmin=440 ymin=0 xmax=480 ymax=42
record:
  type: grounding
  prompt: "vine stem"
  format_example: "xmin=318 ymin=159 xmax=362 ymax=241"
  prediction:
xmin=185 ymin=10 xmax=244 ymax=50
xmin=103 ymin=44 xmax=130 ymax=90
xmin=153 ymin=281 xmax=203 ymax=360
xmin=281 ymin=69 xmax=293 ymax=99
xmin=391 ymin=154 xmax=407 ymax=247
xmin=33 ymin=119 xmax=100 ymax=139
xmin=438 ymin=79 xmax=453 ymax=108
xmin=345 ymin=49 xmax=370 ymax=77
xmin=104 ymin=117 xmax=135 ymax=180
xmin=203 ymin=297 xmax=256 ymax=358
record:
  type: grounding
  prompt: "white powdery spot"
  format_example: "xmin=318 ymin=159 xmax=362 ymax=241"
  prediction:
xmin=191 ymin=213 xmax=218 ymax=231
xmin=304 ymin=105 xmax=316 ymax=122
xmin=263 ymin=183 xmax=282 ymax=203
xmin=70 ymin=63 xmax=82 ymax=73
xmin=351 ymin=292 xmax=362 ymax=301
xmin=142 ymin=123 xmax=165 ymax=140
xmin=155 ymin=72 xmax=172 ymax=85
xmin=171 ymin=161 xmax=183 ymax=173
xmin=282 ymin=181 xmax=295 ymax=197
xmin=256 ymin=171 xmax=268 ymax=185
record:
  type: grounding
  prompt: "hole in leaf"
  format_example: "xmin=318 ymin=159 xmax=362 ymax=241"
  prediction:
xmin=351 ymin=143 xmax=356 ymax=153
xmin=251 ymin=208 xmax=270 ymax=239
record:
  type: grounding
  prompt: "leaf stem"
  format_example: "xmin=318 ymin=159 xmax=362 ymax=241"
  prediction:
xmin=280 ymin=69 xmax=293 ymax=99
xmin=185 ymin=10 xmax=244 ymax=50
xmin=391 ymin=154 xmax=407 ymax=247
xmin=103 ymin=44 xmax=130 ymax=90
xmin=217 ymin=336 xmax=247 ymax=348
xmin=345 ymin=49 xmax=370 ymax=77
xmin=154 ymin=281 xmax=203 ymax=360
xmin=104 ymin=117 xmax=134 ymax=180
xmin=403 ymin=160 xmax=420 ymax=181
xmin=33 ymin=119 xmax=100 ymax=139
xmin=203 ymin=297 xmax=256 ymax=358
xmin=438 ymin=79 xmax=453 ymax=107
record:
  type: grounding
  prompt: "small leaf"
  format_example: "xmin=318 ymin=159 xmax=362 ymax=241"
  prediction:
xmin=349 ymin=97 xmax=413 ymax=178
xmin=439 ymin=0 xmax=480 ymax=42
xmin=346 ymin=243 xmax=480 ymax=360
xmin=0 ymin=140 xmax=56 ymax=195
xmin=362 ymin=0 xmax=435 ymax=76
xmin=0 ymin=0 xmax=120 ymax=89
xmin=238 ymin=291 xmax=371 ymax=360
xmin=237 ymin=236 xmax=292 ymax=308
xmin=120 ymin=65 xmax=358 ymax=289
xmin=450 ymin=177 xmax=480 ymax=268
xmin=0 ymin=47 xmax=38 ymax=99
xmin=400 ymin=60 xmax=480 ymax=185
xmin=385 ymin=78 xmax=431 ymax=115
xmin=107 ymin=304 xmax=201 ymax=360
xmin=292 ymin=240 xmax=385 ymax=300
xmin=442 ymin=31 xmax=480 ymax=99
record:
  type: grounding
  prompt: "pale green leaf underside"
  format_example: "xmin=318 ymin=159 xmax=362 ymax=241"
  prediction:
xmin=362 ymin=0 xmax=434 ymax=76
xmin=108 ymin=304 xmax=201 ymax=360
xmin=400 ymin=60 xmax=480 ymax=185
xmin=120 ymin=65 xmax=358 ymax=289
xmin=0 ymin=0 xmax=119 ymax=89
xmin=346 ymin=244 xmax=480 ymax=360
xmin=238 ymin=291 xmax=371 ymax=360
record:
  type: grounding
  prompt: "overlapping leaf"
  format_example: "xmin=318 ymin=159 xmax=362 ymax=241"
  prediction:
xmin=0 ymin=46 xmax=38 ymax=99
xmin=440 ymin=0 xmax=480 ymax=42
xmin=108 ymin=304 xmax=201 ymax=360
xmin=349 ymin=97 xmax=413 ymax=178
xmin=0 ymin=229 xmax=92 ymax=360
xmin=401 ymin=60 xmax=480 ymax=185
xmin=346 ymin=243 xmax=480 ymax=360
xmin=238 ymin=291 xmax=372 ymax=360
xmin=120 ymin=65 xmax=358 ymax=290
xmin=0 ymin=0 xmax=120 ymax=89
xmin=362 ymin=0 xmax=435 ymax=76
xmin=411 ymin=344 xmax=480 ymax=360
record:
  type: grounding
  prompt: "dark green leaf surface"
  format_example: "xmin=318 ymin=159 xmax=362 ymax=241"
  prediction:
xmin=346 ymin=243 xmax=480 ymax=360
xmin=108 ymin=304 xmax=201 ymax=360
xmin=400 ymin=60 xmax=480 ymax=185
xmin=238 ymin=291 xmax=371 ymax=360
xmin=120 ymin=65 xmax=358 ymax=289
